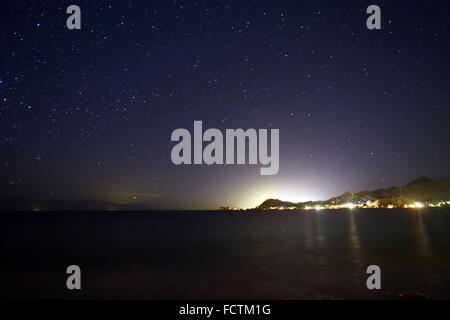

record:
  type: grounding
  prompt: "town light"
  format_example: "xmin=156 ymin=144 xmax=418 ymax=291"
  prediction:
xmin=414 ymin=202 xmax=424 ymax=208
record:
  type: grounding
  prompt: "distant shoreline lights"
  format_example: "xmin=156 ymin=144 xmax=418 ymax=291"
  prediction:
xmin=220 ymin=201 xmax=450 ymax=211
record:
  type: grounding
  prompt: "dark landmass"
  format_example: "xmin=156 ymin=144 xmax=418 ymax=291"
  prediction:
xmin=0 ymin=197 xmax=166 ymax=211
xmin=3 ymin=176 xmax=449 ymax=212
xmin=258 ymin=176 xmax=450 ymax=209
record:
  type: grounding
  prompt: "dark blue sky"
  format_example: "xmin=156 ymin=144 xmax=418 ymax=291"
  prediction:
xmin=1 ymin=0 xmax=449 ymax=209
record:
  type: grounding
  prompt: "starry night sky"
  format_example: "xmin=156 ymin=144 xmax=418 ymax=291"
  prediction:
xmin=1 ymin=0 xmax=449 ymax=209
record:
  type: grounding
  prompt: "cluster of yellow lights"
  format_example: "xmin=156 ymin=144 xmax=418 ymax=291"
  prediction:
xmin=427 ymin=201 xmax=449 ymax=207
xmin=303 ymin=203 xmax=359 ymax=211
xmin=403 ymin=202 xmax=424 ymax=209
xmin=264 ymin=200 xmax=449 ymax=211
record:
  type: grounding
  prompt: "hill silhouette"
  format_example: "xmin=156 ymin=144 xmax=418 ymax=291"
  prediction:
xmin=0 ymin=196 xmax=166 ymax=211
xmin=258 ymin=176 xmax=450 ymax=209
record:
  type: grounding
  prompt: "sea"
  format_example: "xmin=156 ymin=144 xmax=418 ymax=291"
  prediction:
xmin=1 ymin=208 xmax=449 ymax=299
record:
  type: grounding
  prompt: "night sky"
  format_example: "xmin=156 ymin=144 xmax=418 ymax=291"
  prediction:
xmin=1 ymin=1 xmax=449 ymax=209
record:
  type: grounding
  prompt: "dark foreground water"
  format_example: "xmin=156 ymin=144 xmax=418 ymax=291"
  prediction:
xmin=1 ymin=209 xmax=450 ymax=299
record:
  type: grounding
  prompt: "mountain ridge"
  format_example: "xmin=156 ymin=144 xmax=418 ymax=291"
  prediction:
xmin=258 ymin=176 xmax=450 ymax=209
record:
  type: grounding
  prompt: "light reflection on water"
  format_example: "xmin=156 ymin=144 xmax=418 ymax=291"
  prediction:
xmin=414 ymin=211 xmax=431 ymax=259
xmin=315 ymin=212 xmax=326 ymax=248
xmin=348 ymin=210 xmax=363 ymax=271
xmin=1 ymin=209 xmax=450 ymax=299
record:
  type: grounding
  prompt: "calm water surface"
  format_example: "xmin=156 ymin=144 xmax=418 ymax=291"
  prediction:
xmin=1 ymin=209 xmax=450 ymax=299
